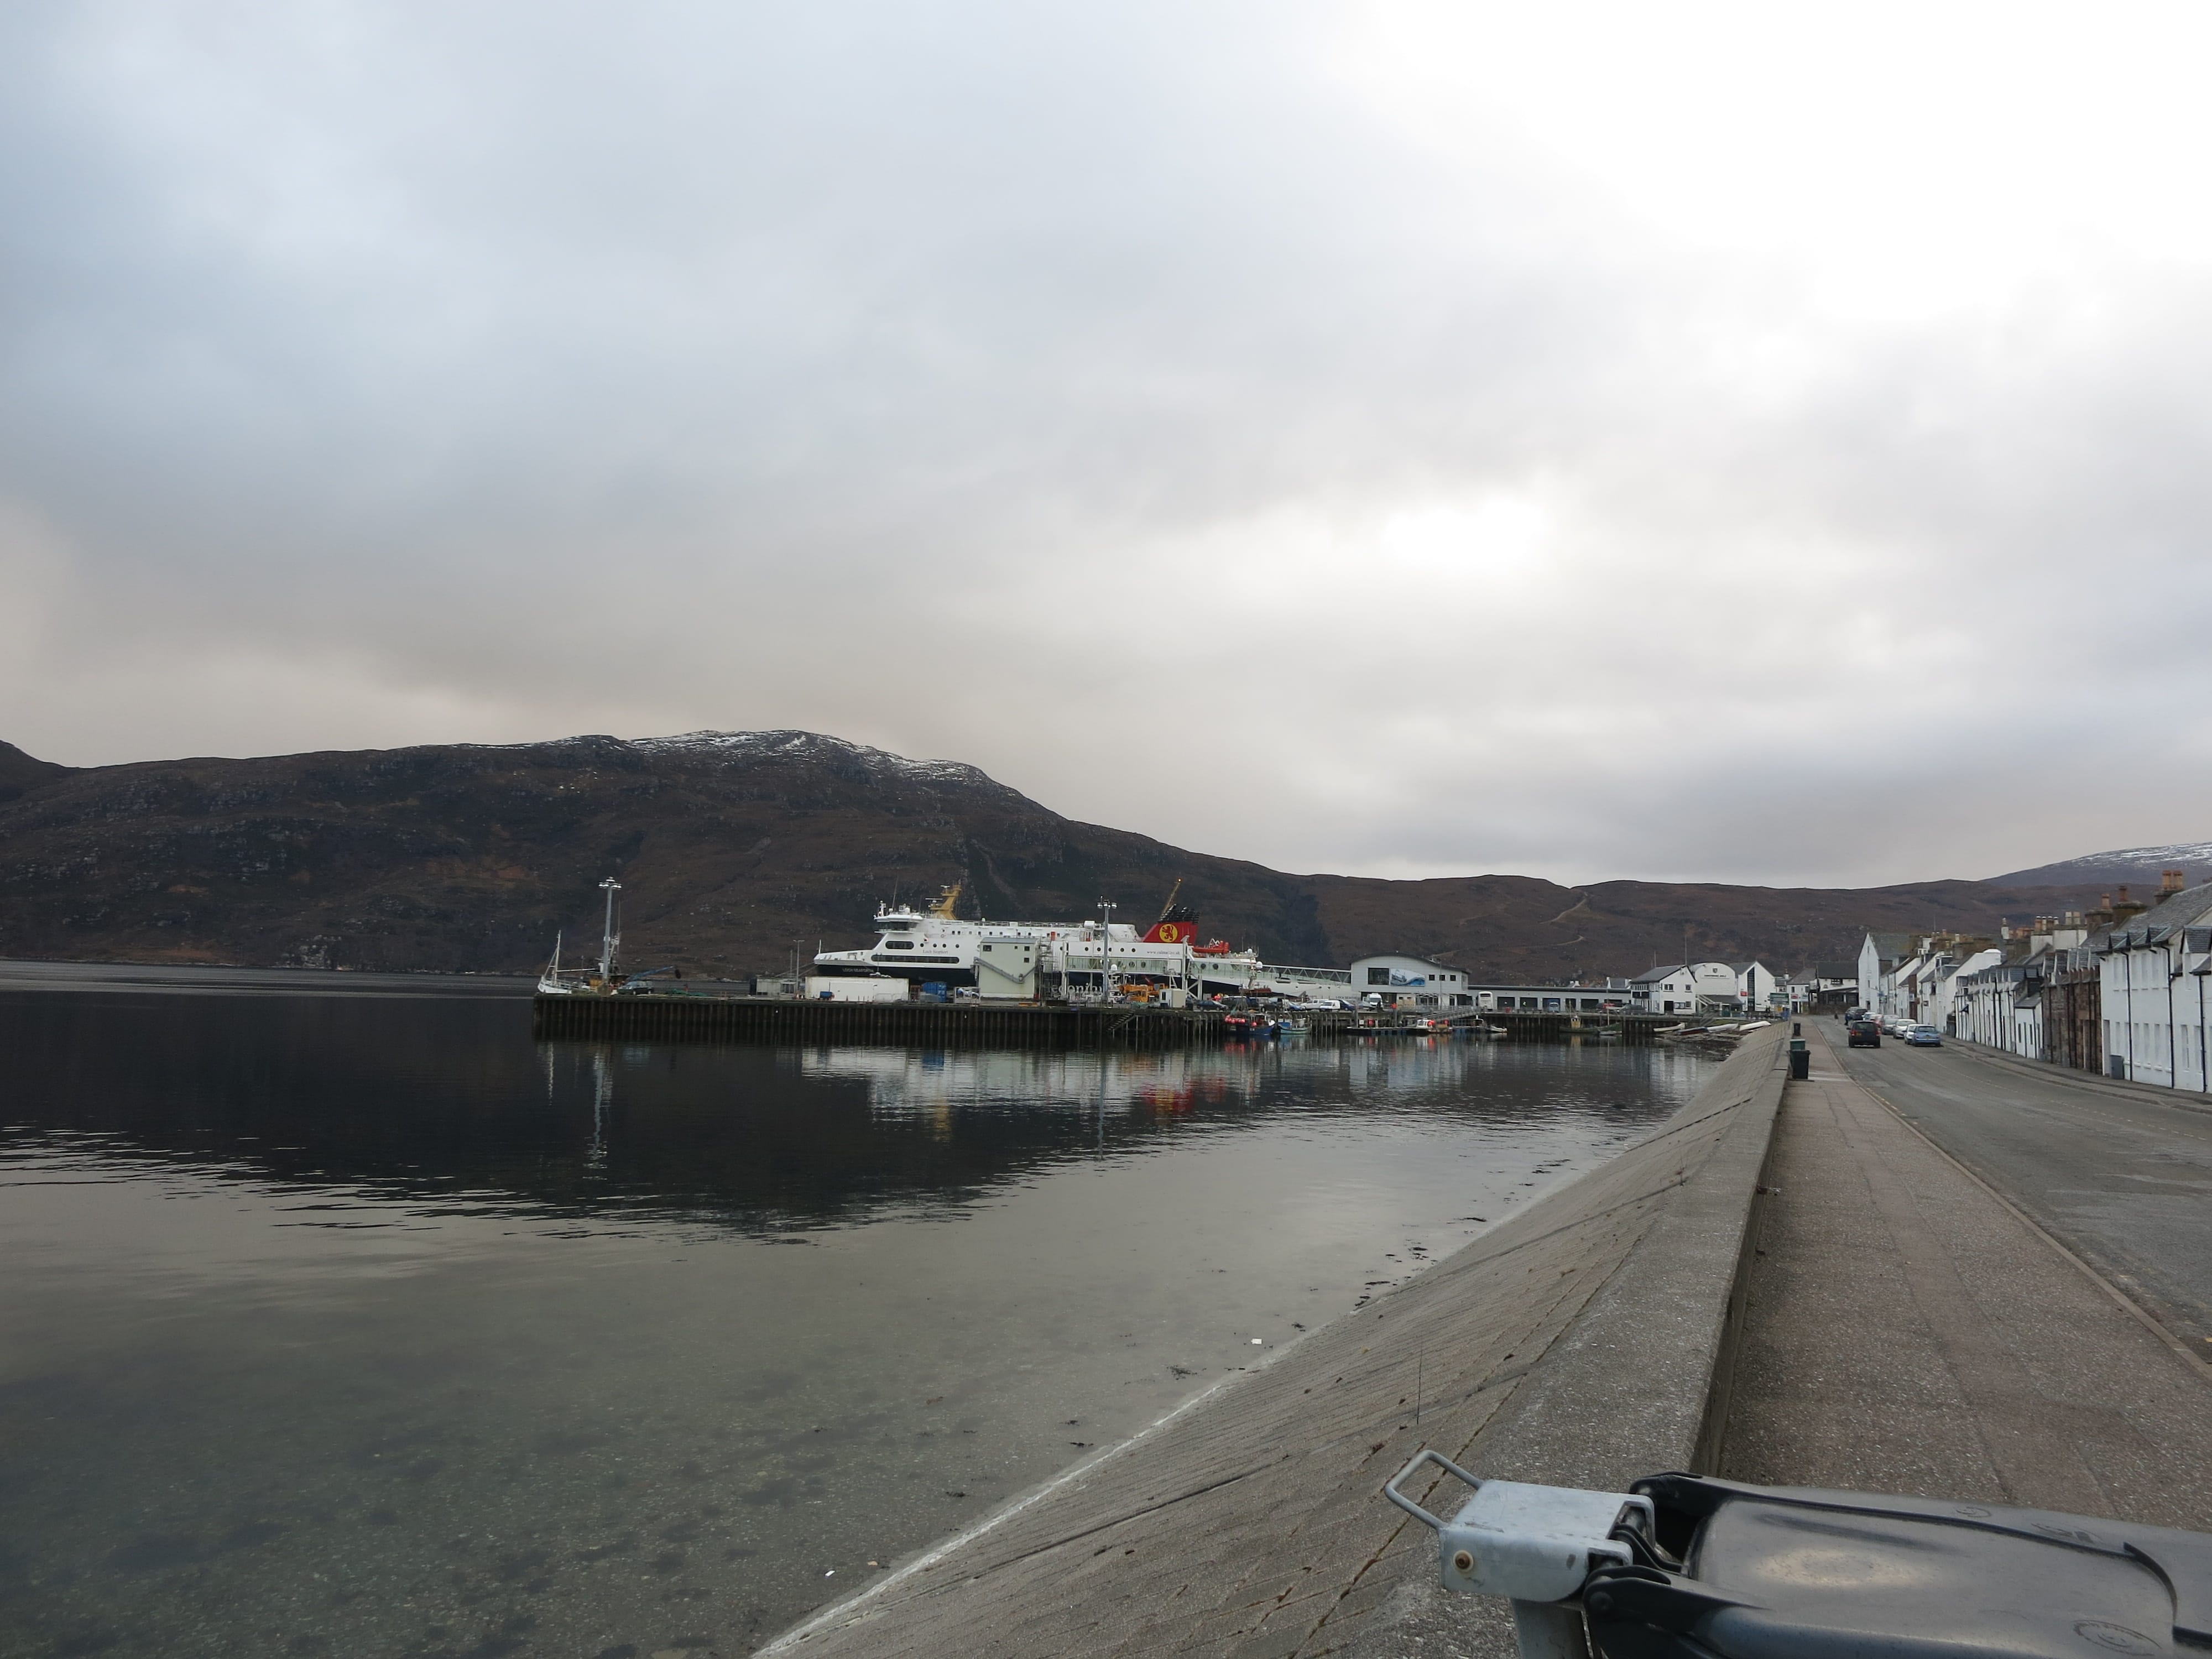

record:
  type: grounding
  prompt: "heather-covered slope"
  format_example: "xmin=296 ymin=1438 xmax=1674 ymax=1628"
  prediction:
xmin=0 ymin=730 xmax=2102 ymax=977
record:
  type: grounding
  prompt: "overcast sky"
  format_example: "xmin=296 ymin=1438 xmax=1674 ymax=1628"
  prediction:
xmin=4 ymin=1 xmax=2209 ymax=886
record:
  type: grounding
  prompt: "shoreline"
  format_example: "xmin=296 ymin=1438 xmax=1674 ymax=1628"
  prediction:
xmin=763 ymin=1024 xmax=1793 ymax=1658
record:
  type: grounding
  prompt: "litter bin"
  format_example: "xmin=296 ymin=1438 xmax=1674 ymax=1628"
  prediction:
xmin=1788 ymin=1037 xmax=1809 ymax=1081
xmin=1385 ymin=1455 xmax=2212 ymax=1659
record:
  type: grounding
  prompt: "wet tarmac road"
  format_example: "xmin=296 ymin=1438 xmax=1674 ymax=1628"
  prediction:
xmin=1830 ymin=1019 xmax=2212 ymax=1350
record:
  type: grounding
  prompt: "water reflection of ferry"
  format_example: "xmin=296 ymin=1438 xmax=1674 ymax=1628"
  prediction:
xmin=798 ymin=1046 xmax=1254 ymax=1119
xmin=809 ymin=885 xmax=1355 ymax=1002
xmin=794 ymin=1039 xmax=1589 ymax=1124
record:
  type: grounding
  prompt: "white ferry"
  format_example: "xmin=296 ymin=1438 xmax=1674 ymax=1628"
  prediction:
xmin=809 ymin=886 xmax=1353 ymax=1002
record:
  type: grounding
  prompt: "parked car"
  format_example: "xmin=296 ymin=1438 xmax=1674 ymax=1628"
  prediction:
xmin=1846 ymin=1018 xmax=1881 ymax=1047
xmin=1905 ymin=1024 xmax=1943 ymax=1046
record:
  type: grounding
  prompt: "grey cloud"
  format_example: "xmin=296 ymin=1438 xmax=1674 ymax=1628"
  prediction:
xmin=1 ymin=1 xmax=2208 ymax=886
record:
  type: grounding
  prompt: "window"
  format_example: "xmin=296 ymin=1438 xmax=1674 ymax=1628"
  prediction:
xmin=1368 ymin=967 xmax=1392 ymax=986
xmin=886 ymin=941 xmax=915 ymax=950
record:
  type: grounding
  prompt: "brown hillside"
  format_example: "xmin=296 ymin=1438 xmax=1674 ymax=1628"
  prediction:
xmin=0 ymin=730 xmax=2099 ymax=978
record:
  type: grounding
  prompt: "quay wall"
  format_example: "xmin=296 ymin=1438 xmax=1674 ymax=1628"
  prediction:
xmin=531 ymin=994 xmax=1693 ymax=1048
xmin=530 ymin=995 xmax=1227 ymax=1049
xmin=763 ymin=1023 xmax=1792 ymax=1659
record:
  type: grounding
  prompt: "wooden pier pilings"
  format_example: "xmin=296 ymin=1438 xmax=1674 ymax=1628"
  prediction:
xmin=1477 ymin=1010 xmax=1672 ymax=1044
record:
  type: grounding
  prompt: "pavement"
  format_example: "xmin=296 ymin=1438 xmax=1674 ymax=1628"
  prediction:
xmin=1829 ymin=1018 xmax=2212 ymax=1350
xmin=1719 ymin=1022 xmax=2212 ymax=1532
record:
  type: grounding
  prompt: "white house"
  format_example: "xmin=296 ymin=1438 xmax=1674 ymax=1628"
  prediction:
xmin=1924 ymin=947 xmax=2001 ymax=1034
xmin=1730 ymin=962 xmax=1780 ymax=1011
xmin=1786 ymin=962 xmax=1858 ymax=1013
xmin=1349 ymin=955 xmax=1476 ymax=1009
xmin=2096 ymin=883 xmax=2212 ymax=1090
xmin=1858 ymin=932 xmax=1999 ymax=1027
xmin=1629 ymin=962 xmax=1744 ymax=1014
xmin=1858 ymin=933 xmax=1914 ymax=1018
xmin=1958 ymin=947 xmax=2055 ymax=1058
xmin=1957 ymin=911 xmax=2114 ymax=1067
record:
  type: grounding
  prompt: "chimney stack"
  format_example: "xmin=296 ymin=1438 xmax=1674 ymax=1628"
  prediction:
xmin=2161 ymin=868 xmax=2187 ymax=895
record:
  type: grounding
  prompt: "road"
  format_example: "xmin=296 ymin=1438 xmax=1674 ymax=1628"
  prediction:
xmin=1723 ymin=1022 xmax=2212 ymax=1528
xmin=1829 ymin=1018 xmax=2212 ymax=1351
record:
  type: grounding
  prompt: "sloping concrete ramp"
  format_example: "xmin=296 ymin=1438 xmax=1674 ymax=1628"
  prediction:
xmin=765 ymin=1027 xmax=1791 ymax=1659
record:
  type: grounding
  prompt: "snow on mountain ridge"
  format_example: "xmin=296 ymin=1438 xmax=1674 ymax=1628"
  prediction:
xmin=625 ymin=729 xmax=993 ymax=785
xmin=465 ymin=727 xmax=992 ymax=785
xmin=1989 ymin=840 xmax=2212 ymax=887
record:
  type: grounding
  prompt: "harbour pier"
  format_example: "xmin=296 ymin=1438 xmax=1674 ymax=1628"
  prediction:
xmin=530 ymin=994 xmax=1230 ymax=1047
xmin=530 ymin=994 xmax=1695 ymax=1047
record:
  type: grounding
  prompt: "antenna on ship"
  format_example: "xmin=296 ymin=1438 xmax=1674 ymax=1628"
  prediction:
xmin=1156 ymin=877 xmax=1184 ymax=922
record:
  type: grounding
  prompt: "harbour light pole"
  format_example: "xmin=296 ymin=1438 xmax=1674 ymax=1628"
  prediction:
xmin=598 ymin=877 xmax=622 ymax=985
xmin=1098 ymin=899 xmax=1117 ymax=1003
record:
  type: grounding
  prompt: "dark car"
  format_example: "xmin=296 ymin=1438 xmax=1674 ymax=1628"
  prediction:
xmin=1846 ymin=1017 xmax=1881 ymax=1047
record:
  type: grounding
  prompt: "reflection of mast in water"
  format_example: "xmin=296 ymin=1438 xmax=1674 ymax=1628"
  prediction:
xmin=587 ymin=1045 xmax=614 ymax=1168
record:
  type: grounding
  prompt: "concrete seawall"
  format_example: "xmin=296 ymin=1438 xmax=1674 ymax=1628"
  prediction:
xmin=764 ymin=1024 xmax=1792 ymax=1659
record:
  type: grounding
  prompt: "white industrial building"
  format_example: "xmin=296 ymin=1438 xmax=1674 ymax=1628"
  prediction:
xmin=1475 ymin=984 xmax=1635 ymax=1013
xmin=1348 ymin=956 xmax=1477 ymax=1009
xmin=1629 ymin=962 xmax=1745 ymax=1014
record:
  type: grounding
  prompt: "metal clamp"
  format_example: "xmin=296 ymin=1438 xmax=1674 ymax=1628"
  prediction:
xmin=1383 ymin=1449 xmax=1660 ymax=1659
xmin=1383 ymin=1447 xmax=1483 ymax=1531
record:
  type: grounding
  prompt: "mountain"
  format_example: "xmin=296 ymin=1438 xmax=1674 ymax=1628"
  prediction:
xmin=0 ymin=740 xmax=71 ymax=803
xmin=0 ymin=729 xmax=2110 ymax=979
xmin=1988 ymin=842 xmax=2212 ymax=893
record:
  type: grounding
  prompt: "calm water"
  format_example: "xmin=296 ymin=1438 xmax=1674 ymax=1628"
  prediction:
xmin=0 ymin=990 xmax=1714 ymax=1659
